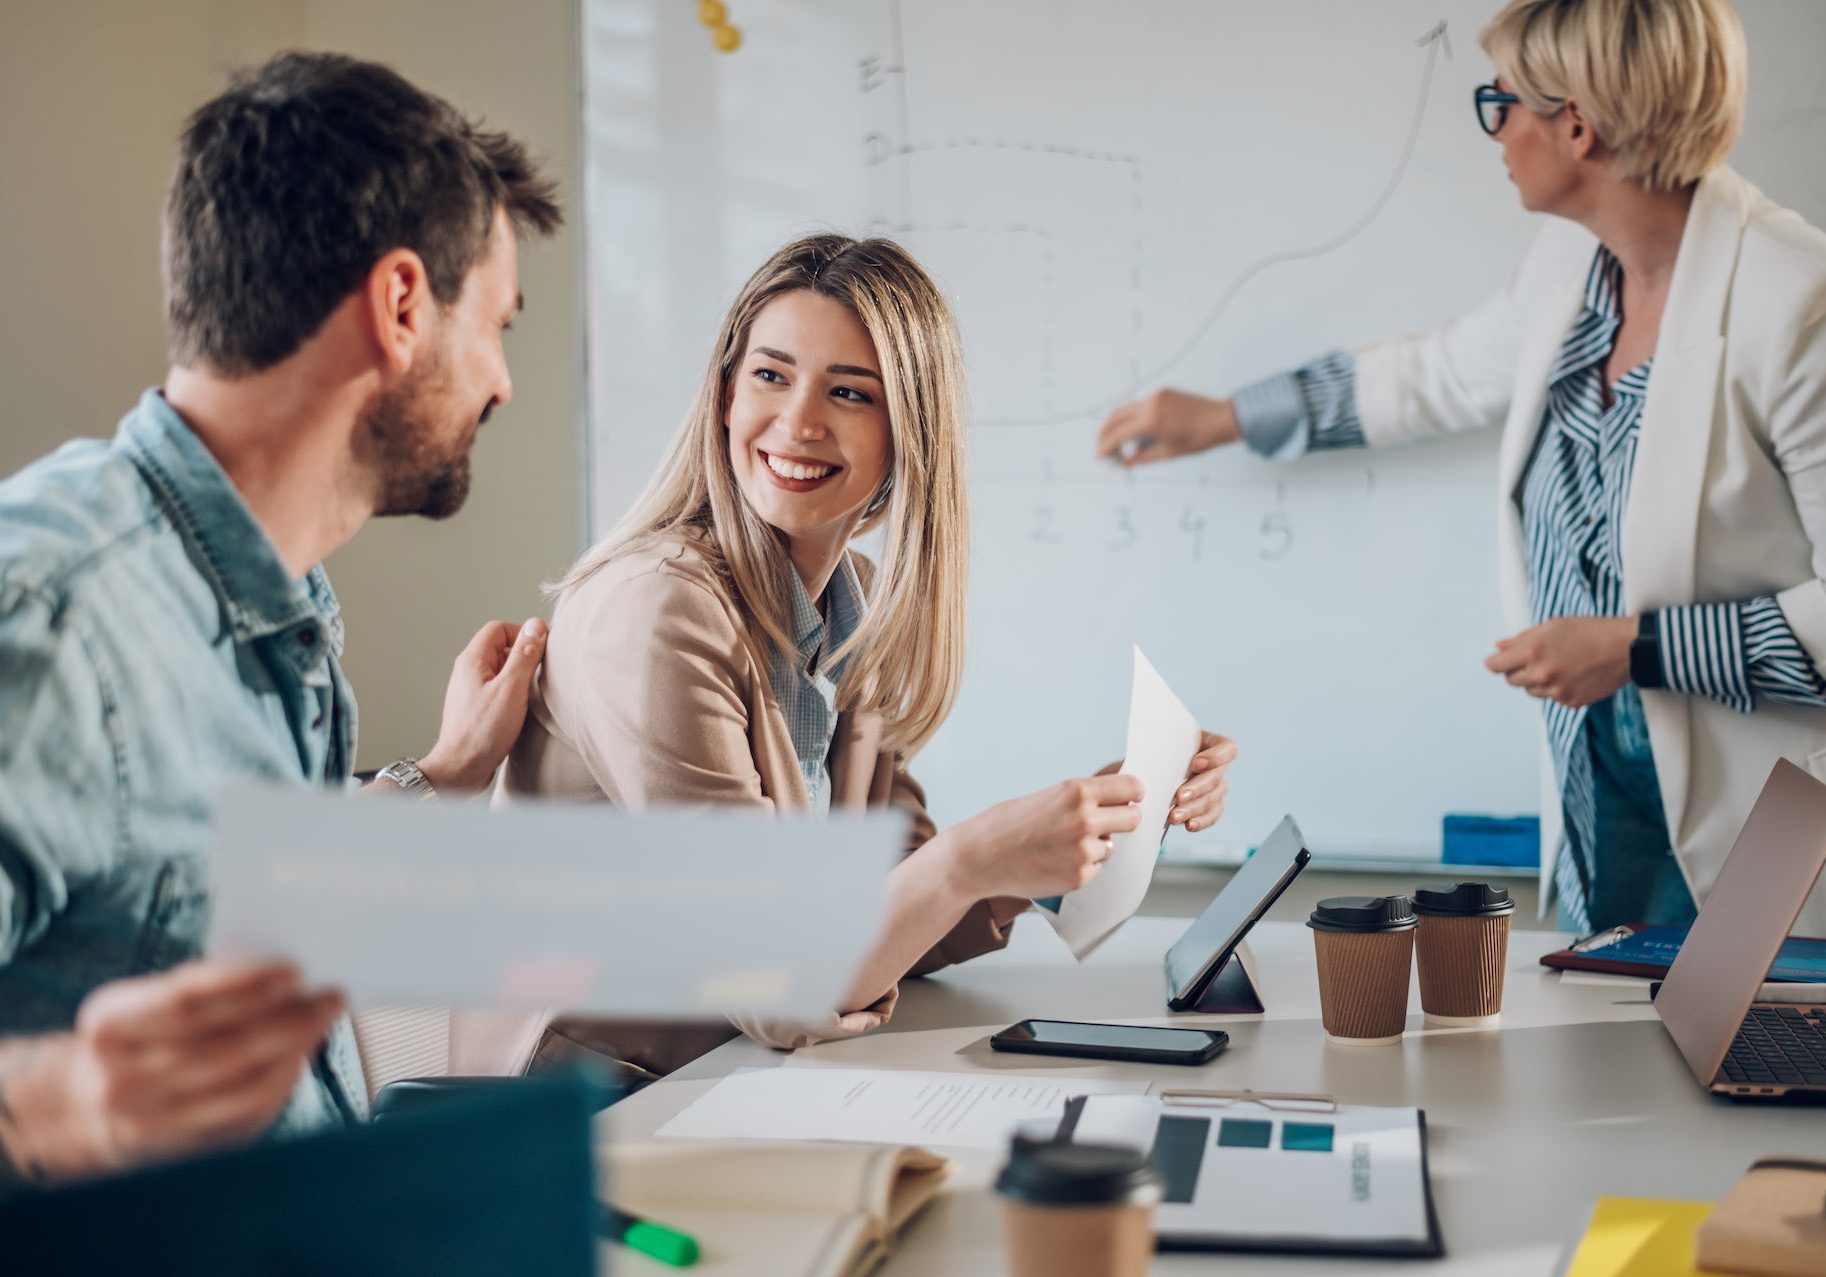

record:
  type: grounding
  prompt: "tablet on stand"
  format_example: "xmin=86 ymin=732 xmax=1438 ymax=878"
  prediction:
xmin=1164 ymin=815 xmax=1312 ymax=1013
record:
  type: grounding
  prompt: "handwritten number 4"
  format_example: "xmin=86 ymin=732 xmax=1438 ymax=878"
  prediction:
xmin=1179 ymin=507 xmax=1207 ymax=562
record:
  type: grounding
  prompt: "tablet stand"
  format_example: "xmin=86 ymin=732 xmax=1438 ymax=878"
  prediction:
xmin=1186 ymin=953 xmax=1265 ymax=1014
xmin=1167 ymin=943 xmax=1267 ymax=1014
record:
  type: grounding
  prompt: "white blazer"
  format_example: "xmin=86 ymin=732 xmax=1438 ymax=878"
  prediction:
xmin=1352 ymin=167 xmax=1826 ymax=933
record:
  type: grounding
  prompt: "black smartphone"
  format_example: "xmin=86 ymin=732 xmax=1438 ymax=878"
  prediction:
xmin=989 ymin=1019 xmax=1229 ymax=1065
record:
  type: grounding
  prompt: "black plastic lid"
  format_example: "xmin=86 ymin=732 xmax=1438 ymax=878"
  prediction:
xmin=1306 ymin=895 xmax=1417 ymax=933
xmin=994 ymin=1140 xmax=1161 ymax=1206
xmin=1412 ymin=881 xmax=1516 ymax=917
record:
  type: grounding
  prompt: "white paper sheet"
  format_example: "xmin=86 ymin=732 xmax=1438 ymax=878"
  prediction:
xmin=1555 ymin=970 xmax=1650 ymax=988
xmin=208 ymin=783 xmax=903 ymax=1016
xmin=1046 ymin=645 xmax=1202 ymax=959
xmin=655 ymin=1067 xmax=1146 ymax=1149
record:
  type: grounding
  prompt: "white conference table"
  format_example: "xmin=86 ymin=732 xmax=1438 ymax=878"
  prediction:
xmin=604 ymin=916 xmax=1825 ymax=1274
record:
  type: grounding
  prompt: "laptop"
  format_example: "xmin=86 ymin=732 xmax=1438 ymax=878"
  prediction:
xmin=1655 ymin=758 xmax=1826 ymax=1101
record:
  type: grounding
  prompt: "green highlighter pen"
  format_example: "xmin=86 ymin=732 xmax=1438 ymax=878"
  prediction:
xmin=600 ymin=1204 xmax=701 ymax=1267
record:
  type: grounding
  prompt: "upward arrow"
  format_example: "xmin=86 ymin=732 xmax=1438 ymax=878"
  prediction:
xmin=989 ymin=17 xmax=1462 ymax=427
xmin=1125 ymin=16 xmax=1457 ymax=393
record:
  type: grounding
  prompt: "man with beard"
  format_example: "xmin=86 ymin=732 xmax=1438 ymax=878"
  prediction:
xmin=0 ymin=51 xmax=561 ymax=1186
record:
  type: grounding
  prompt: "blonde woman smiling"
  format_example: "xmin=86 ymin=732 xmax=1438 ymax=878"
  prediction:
xmin=469 ymin=236 xmax=1234 ymax=1078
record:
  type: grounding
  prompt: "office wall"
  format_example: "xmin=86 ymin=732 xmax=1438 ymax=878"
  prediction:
xmin=306 ymin=0 xmax=585 ymax=768
xmin=0 ymin=0 xmax=305 ymax=475
xmin=0 ymin=0 xmax=585 ymax=769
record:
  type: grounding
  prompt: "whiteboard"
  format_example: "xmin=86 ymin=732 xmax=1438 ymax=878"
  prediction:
xmin=581 ymin=0 xmax=1826 ymax=862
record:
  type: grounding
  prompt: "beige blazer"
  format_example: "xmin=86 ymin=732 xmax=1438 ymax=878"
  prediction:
xmin=1353 ymin=167 xmax=1826 ymax=930
xmin=451 ymin=530 xmax=1023 ymax=1078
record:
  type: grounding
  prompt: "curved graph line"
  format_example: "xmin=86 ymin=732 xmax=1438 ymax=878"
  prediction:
xmin=983 ymin=20 xmax=1452 ymax=429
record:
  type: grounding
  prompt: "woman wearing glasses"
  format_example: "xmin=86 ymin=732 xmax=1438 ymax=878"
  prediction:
xmin=1096 ymin=0 xmax=1826 ymax=934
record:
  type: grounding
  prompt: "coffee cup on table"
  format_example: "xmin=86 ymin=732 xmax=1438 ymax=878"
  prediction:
xmin=1412 ymin=881 xmax=1515 ymax=1028
xmin=1307 ymin=895 xmax=1417 ymax=1045
xmin=995 ymin=1138 xmax=1161 ymax=1277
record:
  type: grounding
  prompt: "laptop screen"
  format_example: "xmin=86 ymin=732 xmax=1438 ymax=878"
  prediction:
xmin=1656 ymin=759 xmax=1826 ymax=1086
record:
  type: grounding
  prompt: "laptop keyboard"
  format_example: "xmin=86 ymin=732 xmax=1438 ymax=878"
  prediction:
xmin=1720 ymin=1006 xmax=1826 ymax=1086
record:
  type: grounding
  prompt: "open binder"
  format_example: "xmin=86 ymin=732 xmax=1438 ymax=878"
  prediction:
xmin=1049 ymin=1089 xmax=1444 ymax=1258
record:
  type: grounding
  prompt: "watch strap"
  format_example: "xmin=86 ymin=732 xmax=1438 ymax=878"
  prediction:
xmin=377 ymin=757 xmax=437 ymax=800
xmin=1629 ymin=611 xmax=1665 ymax=690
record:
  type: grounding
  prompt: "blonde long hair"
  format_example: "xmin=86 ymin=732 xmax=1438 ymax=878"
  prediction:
xmin=554 ymin=234 xmax=970 ymax=756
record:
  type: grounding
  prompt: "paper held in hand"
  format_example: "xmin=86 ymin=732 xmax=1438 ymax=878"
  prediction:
xmin=207 ymin=782 xmax=903 ymax=1017
xmin=1043 ymin=645 xmax=1202 ymax=959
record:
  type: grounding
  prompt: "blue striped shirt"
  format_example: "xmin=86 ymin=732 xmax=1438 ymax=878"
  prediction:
xmin=765 ymin=555 xmax=866 ymax=813
xmin=1233 ymin=248 xmax=1826 ymax=925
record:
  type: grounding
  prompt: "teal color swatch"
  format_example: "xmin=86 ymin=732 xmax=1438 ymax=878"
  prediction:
xmin=1281 ymin=1122 xmax=1335 ymax=1153
xmin=1216 ymin=1118 xmax=1273 ymax=1149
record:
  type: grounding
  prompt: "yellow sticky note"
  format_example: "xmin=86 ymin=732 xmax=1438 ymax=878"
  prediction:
xmin=1567 ymin=1197 xmax=1713 ymax=1277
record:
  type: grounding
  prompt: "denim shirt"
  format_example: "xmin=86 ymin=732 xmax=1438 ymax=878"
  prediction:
xmin=0 ymin=389 xmax=366 ymax=1130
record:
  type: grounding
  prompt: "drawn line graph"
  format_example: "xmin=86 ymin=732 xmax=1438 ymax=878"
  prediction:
xmin=962 ymin=20 xmax=1454 ymax=428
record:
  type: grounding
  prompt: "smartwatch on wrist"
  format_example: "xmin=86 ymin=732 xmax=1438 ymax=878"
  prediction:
xmin=376 ymin=757 xmax=437 ymax=800
xmin=1628 ymin=611 xmax=1665 ymax=690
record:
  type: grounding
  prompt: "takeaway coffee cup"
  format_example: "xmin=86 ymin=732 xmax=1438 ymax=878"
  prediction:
xmin=1412 ymin=881 xmax=1515 ymax=1027
xmin=1308 ymin=895 xmax=1418 ymax=1045
xmin=995 ymin=1138 xmax=1161 ymax=1277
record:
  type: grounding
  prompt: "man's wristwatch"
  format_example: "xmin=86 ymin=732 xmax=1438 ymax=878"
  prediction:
xmin=376 ymin=757 xmax=438 ymax=800
xmin=1628 ymin=611 xmax=1665 ymax=690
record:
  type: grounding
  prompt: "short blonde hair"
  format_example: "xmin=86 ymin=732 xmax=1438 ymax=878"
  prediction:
xmin=554 ymin=235 xmax=970 ymax=755
xmin=1480 ymin=0 xmax=1746 ymax=191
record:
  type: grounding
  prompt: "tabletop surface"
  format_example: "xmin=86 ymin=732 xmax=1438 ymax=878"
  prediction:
xmin=604 ymin=915 xmax=1825 ymax=1275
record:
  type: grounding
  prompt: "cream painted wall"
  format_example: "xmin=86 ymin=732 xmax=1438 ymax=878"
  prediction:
xmin=0 ymin=0 xmax=306 ymax=476
xmin=0 ymin=0 xmax=585 ymax=770
xmin=306 ymin=0 xmax=585 ymax=768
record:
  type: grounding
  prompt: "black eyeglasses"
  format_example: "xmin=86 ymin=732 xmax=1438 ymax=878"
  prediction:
xmin=1474 ymin=83 xmax=1521 ymax=136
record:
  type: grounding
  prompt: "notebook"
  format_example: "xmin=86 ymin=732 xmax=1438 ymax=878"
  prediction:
xmin=1540 ymin=925 xmax=1826 ymax=981
xmin=603 ymin=1141 xmax=952 ymax=1277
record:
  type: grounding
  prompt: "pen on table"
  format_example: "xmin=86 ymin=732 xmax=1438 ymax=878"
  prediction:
xmin=1568 ymin=925 xmax=1633 ymax=953
xmin=599 ymin=1203 xmax=700 ymax=1267
xmin=1648 ymin=980 xmax=1826 ymax=1004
